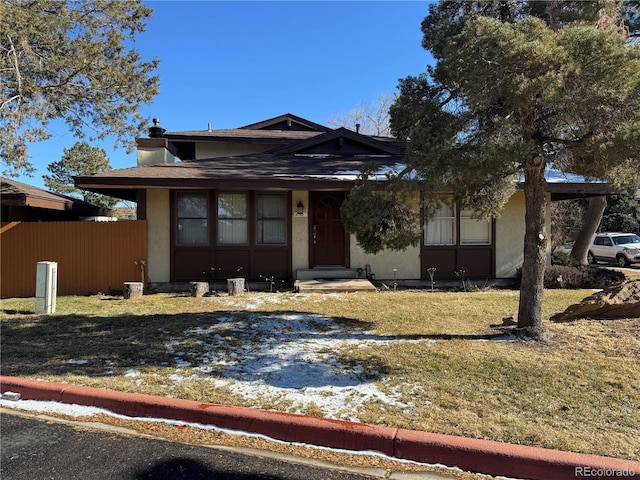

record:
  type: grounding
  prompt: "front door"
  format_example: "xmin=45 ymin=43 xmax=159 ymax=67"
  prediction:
xmin=310 ymin=192 xmax=348 ymax=267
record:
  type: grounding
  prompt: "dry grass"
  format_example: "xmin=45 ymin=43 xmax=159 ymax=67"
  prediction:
xmin=1 ymin=289 xmax=638 ymax=461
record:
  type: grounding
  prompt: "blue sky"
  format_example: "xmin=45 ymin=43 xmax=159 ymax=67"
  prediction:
xmin=17 ymin=1 xmax=434 ymax=189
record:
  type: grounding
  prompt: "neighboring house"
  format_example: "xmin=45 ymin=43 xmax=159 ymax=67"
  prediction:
xmin=75 ymin=114 xmax=611 ymax=285
xmin=1 ymin=177 xmax=109 ymax=222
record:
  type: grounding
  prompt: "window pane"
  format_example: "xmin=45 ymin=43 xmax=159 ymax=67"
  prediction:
xmin=217 ymin=219 xmax=248 ymax=244
xmin=178 ymin=219 xmax=208 ymax=244
xmin=460 ymin=209 xmax=491 ymax=245
xmin=425 ymin=200 xmax=455 ymax=245
xmin=177 ymin=194 xmax=207 ymax=218
xmin=218 ymin=193 xmax=247 ymax=219
xmin=217 ymin=193 xmax=247 ymax=244
xmin=257 ymin=195 xmax=286 ymax=244
xmin=177 ymin=193 xmax=208 ymax=245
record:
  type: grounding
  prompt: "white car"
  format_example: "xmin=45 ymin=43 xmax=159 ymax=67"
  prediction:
xmin=588 ymin=232 xmax=640 ymax=267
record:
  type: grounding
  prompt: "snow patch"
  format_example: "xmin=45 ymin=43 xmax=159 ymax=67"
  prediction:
xmin=165 ymin=311 xmax=431 ymax=420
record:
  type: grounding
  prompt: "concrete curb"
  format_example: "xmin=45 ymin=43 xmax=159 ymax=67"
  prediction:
xmin=2 ymin=376 xmax=638 ymax=480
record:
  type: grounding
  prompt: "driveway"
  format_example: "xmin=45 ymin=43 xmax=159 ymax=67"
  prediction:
xmin=607 ymin=265 xmax=640 ymax=280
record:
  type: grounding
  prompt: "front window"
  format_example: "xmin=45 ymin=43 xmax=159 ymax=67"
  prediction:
xmin=424 ymin=199 xmax=493 ymax=246
xmin=257 ymin=194 xmax=286 ymax=244
xmin=217 ymin=193 xmax=247 ymax=244
xmin=460 ymin=209 xmax=491 ymax=245
xmin=425 ymin=200 xmax=456 ymax=245
xmin=176 ymin=192 xmax=208 ymax=245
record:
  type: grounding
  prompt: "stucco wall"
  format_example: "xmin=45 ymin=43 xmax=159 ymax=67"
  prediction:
xmin=349 ymin=193 xmax=421 ymax=280
xmin=350 ymin=241 xmax=421 ymax=280
xmin=291 ymin=191 xmax=309 ymax=272
xmin=146 ymin=189 xmax=171 ymax=283
xmin=495 ymin=192 xmax=525 ymax=278
xmin=495 ymin=191 xmax=552 ymax=278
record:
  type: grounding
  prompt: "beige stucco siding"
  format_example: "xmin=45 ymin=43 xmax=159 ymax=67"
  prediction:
xmin=495 ymin=192 xmax=525 ymax=278
xmin=349 ymin=193 xmax=421 ymax=279
xmin=291 ymin=191 xmax=309 ymax=272
xmin=146 ymin=189 xmax=171 ymax=283
xmin=350 ymin=241 xmax=421 ymax=279
xmin=495 ymin=191 xmax=552 ymax=278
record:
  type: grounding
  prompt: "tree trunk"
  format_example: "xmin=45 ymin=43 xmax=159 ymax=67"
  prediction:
xmin=571 ymin=196 xmax=607 ymax=265
xmin=123 ymin=282 xmax=143 ymax=299
xmin=227 ymin=278 xmax=245 ymax=296
xmin=190 ymin=281 xmax=209 ymax=298
xmin=517 ymin=159 xmax=548 ymax=340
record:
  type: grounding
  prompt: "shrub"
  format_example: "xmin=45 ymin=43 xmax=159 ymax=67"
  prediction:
xmin=551 ymin=250 xmax=578 ymax=267
xmin=544 ymin=266 xmax=625 ymax=289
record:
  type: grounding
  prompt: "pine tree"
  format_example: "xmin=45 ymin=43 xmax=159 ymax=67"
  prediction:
xmin=0 ymin=0 xmax=159 ymax=176
xmin=342 ymin=0 xmax=640 ymax=339
xmin=44 ymin=142 xmax=118 ymax=210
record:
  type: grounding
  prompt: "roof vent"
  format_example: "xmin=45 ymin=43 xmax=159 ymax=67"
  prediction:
xmin=355 ymin=123 xmax=361 ymax=134
xmin=148 ymin=118 xmax=166 ymax=138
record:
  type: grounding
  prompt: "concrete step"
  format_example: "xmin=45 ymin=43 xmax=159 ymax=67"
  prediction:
xmin=296 ymin=279 xmax=376 ymax=293
xmin=295 ymin=268 xmax=361 ymax=281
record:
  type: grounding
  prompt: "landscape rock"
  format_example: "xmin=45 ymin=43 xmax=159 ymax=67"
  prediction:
xmin=551 ymin=280 xmax=640 ymax=321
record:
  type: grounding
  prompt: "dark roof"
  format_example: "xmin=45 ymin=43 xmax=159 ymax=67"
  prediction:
xmin=75 ymin=153 xmax=405 ymax=200
xmin=163 ymin=114 xmax=330 ymax=145
xmin=239 ymin=113 xmax=331 ymax=132
xmin=164 ymin=128 xmax=321 ymax=143
xmin=77 ymin=114 xmax=614 ymax=202
xmin=269 ymin=127 xmax=403 ymax=155
xmin=1 ymin=177 xmax=107 ymax=215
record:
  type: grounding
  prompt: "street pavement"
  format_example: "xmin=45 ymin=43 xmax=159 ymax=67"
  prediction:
xmin=1 ymin=410 xmax=392 ymax=480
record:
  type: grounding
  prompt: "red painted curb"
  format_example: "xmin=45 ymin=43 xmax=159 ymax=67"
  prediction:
xmin=1 ymin=377 xmax=397 ymax=456
xmin=2 ymin=376 xmax=639 ymax=480
xmin=395 ymin=428 xmax=639 ymax=480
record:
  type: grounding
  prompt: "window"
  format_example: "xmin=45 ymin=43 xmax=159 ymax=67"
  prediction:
xmin=460 ymin=209 xmax=491 ymax=245
xmin=176 ymin=193 xmax=208 ymax=245
xmin=257 ymin=194 xmax=286 ymax=244
xmin=217 ymin=193 xmax=247 ymax=244
xmin=425 ymin=200 xmax=456 ymax=245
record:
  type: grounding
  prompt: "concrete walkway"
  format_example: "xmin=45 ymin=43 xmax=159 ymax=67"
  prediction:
xmin=1 ymin=376 xmax=638 ymax=480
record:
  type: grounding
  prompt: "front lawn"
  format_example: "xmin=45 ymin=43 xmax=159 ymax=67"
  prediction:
xmin=1 ymin=289 xmax=638 ymax=461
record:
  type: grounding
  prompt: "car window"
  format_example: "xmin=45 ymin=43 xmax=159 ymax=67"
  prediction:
xmin=614 ymin=235 xmax=640 ymax=245
xmin=594 ymin=237 xmax=604 ymax=246
xmin=603 ymin=237 xmax=613 ymax=246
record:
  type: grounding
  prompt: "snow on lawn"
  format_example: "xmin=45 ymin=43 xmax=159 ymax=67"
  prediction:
xmin=157 ymin=297 xmax=431 ymax=421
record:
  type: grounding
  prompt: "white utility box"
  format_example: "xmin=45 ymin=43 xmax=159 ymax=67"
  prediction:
xmin=36 ymin=261 xmax=57 ymax=314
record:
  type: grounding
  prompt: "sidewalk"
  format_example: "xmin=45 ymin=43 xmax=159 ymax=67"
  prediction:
xmin=1 ymin=376 xmax=639 ymax=480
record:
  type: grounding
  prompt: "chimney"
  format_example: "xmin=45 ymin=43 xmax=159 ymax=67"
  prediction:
xmin=148 ymin=118 xmax=166 ymax=138
xmin=137 ymin=118 xmax=176 ymax=166
xmin=355 ymin=123 xmax=361 ymax=134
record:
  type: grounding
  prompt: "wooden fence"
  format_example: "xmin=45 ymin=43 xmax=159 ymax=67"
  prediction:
xmin=1 ymin=221 xmax=147 ymax=298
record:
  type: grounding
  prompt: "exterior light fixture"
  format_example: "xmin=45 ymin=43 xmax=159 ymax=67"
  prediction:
xmin=296 ymin=200 xmax=305 ymax=216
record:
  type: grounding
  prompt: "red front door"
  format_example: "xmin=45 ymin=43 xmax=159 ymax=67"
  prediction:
xmin=310 ymin=192 xmax=348 ymax=267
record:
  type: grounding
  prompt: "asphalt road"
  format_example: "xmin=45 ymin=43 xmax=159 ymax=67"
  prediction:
xmin=0 ymin=410 xmax=382 ymax=480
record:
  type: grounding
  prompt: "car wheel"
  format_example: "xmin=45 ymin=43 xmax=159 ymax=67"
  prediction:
xmin=616 ymin=254 xmax=630 ymax=268
xmin=587 ymin=252 xmax=596 ymax=265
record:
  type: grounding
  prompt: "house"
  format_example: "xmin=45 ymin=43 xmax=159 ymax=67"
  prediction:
xmin=1 ymin=177 xmax=109 ymax=222
xmin=75 ymin=114 xmax=611 ymax=287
